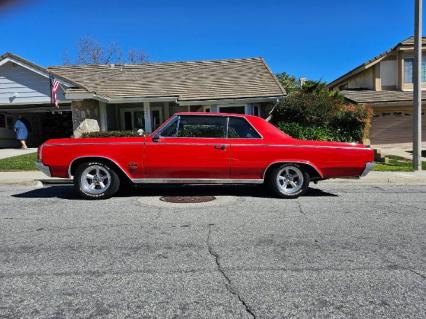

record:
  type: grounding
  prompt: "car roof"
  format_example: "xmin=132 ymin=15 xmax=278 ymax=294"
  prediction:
xmin=175 ymin=112 xmax=248 ymax=118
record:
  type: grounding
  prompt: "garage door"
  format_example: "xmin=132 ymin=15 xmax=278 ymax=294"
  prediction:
xmin=370 ymin=113 xmax=426 ymax=147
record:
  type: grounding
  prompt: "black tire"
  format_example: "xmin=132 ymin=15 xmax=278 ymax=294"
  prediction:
xmin=266 ymin=164 xmax=310 ymax=199
xmin=74 ymin=161 xmax=120 ymax=200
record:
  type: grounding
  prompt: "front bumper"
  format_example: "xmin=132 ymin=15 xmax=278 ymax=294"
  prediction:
xmin=360 ymin=162 xmax=375 ymax=177
xmin=36 ymin=161 xmax=51 ymax=177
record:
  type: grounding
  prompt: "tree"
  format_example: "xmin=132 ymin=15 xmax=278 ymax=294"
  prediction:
xmin=64 ymin=37 xmax=148 ymax=65
xmin=275 ymin=72 xmax=298 ymax=94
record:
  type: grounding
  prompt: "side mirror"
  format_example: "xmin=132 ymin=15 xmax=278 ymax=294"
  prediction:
xmin=152 ymin=134 xmax=160 ymax=142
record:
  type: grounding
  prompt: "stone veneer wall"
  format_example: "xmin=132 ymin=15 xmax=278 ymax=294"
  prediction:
xmin=71 ymin=100 xmax=100 ymax=137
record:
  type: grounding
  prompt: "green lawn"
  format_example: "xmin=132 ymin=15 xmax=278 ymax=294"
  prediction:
xmin=373 ymin=155 xmax=426 ymax=172
xmin=0 ymin=152 xmax=37 ymax=171
xmin=0 ymin=151 xmax=423 ymax=173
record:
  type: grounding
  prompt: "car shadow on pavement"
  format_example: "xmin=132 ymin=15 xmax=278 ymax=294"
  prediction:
xmin=12 ymin=184 xmax=337 ymax=200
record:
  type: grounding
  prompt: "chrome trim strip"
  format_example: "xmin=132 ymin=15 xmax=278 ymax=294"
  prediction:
xmin=45 ymin=141 xmax=368 ymax=151
xmin=45 ymin=141 xmax=145 ymax=147
xmin=360 ymin=162 xmax=375 ymax=177
xmin=131 ymin=178 xmax=264 ymax=184
xmin=36 ymin=161 xmax=51 ymax=177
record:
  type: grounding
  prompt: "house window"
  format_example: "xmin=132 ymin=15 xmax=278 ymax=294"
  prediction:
xmin=253 ymin=106 xmax=260 ymax=116
xmin=404 ymin=58 xmax=426 ymax=83
xmin=0 ymin=114 xmax=5 ymax=128
xmin=219 ymin=106 xmax=245 ymax=114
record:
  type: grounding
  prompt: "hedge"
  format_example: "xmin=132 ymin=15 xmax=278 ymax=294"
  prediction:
xmin=81 ymin=130 xmax=140 ymax=138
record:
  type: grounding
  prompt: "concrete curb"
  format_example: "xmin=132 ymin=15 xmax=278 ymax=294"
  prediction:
xmin=321 ymin=171 xmax=426 ymax=185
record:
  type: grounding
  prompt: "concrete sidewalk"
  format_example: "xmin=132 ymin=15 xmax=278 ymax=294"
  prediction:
xmin=0 ymin=170 xmax=425 ymax=186
xmin=0 ymin=148 xmax=37 ymax=160
xmin=0 ymin=171 xmax=70 ymax=186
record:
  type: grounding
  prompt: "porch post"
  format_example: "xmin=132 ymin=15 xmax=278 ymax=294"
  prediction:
xmin=99 ymin=102 xmax=108 ymax=131
xmin=144 ymin=102 xmax=152 ymax=133
xmin=244 ymin=104 xmax=254 ymax=115
xmin=164 ymin=102 xmax=170 ymax=120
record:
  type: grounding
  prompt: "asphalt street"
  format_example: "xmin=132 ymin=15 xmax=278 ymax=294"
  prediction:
xmin=0 ymin=183 xmax=425 ymax=318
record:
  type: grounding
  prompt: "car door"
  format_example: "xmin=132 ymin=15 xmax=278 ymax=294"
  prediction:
xmin=227 ymin=116 xmax=265 ymax=179
xmin=143 ymin=115 xmax=230 ymax=179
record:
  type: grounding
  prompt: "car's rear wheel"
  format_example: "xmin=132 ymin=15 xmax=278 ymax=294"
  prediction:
xmin=74 ymin=162 xmax=120 ymax=199
xmin=267 ymin=164 xmax=310 ymax=198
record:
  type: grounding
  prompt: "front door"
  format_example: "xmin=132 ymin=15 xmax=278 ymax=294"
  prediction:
xmin=144 ymin=115 xmax=230 ymax=179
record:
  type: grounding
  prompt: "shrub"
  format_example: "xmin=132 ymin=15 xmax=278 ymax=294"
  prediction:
xmin=81 ymin=130 xmax=140 ymax=138
xmin=271 ymin=88 xmax=372 ymax=143
xmin=278 ymin=122 xmax=344 ymax=142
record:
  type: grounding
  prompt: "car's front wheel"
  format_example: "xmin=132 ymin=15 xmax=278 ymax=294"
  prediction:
xmin=267 ymin=164 xmax=310 ymax=198
xmin=74 ymin=162 xmax=120 ymax=199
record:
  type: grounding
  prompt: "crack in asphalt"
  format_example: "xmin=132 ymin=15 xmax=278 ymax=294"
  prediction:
xmin=206 ymin=224 xmax=256 ymax=319
xmin=297 ymin=200 xmax=306 ymax=215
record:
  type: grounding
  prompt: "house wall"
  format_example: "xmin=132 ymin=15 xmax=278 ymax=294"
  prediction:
xmin=347 ymin=68 xmax=374 ymax=89
xmin=380 ymin=59 xmax=398 ymax=88
xmin=0 ymin=61 xmax=65 ymax=105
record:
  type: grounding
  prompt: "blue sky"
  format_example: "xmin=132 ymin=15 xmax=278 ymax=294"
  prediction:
xmin=0 ymin=0 xmax=421 ymax=82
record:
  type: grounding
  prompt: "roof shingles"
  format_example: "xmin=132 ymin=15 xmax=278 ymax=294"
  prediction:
xmin=48 ymin=58 xmax=285 ymax=101
xmin=341 ymin=89 xmax=423 ymax=104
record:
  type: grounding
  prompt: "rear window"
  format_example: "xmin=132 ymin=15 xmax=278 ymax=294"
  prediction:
xmin=228 ymin=117 xmax=261 ymax=138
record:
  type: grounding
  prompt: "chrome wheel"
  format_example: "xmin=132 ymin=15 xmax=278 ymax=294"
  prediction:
xmin=80 ymin=165 xmax=111 ymax=195
xmin=276 ymin=165 xmax=304 ymax=195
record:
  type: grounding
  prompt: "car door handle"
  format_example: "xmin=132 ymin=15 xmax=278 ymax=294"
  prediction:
xmin=214 ymin=144 xmax=226 ymax=150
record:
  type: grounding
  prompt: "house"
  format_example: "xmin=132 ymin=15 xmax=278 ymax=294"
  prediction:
xmin=0 ymin=53 xmax=73 ymax=147
xmin=48 ymin=57 xmax=285 ymax=137
xmin=0 ymin=54 xmax=285 ymax=146
xmin=328 ymin=37 xmax=426 ymax=149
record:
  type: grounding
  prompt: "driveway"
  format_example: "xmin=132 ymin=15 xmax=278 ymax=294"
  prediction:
xmin=0 ymin=184 xmax=425 ymax=318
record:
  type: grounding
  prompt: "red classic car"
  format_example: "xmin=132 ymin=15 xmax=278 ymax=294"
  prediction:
xmin=36 ymin=112 xmax=374 ymax=199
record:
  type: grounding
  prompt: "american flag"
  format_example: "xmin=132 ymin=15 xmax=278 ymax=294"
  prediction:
xmin=49 ymin=75 xmax=60 ymax=108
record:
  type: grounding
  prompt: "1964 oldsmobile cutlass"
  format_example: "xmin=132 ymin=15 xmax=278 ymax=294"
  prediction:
xmin=36 ymin=112 xmax=374 ymax=199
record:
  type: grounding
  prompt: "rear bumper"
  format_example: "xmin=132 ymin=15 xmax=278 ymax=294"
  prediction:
xmin=360 ymin=162 xmax=375 ymax=177
xmin=36 ymin=161 xmax=51 ymax=177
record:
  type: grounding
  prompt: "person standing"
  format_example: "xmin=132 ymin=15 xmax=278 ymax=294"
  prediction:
xmin=14 ymin=117 xmax=29 ymax=149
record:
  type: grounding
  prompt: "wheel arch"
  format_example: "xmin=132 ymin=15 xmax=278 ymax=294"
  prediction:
xmin=263 ymin=161 xmax=323 ymax=181
xmin=69 ymin=156 xmax=132 ymax=183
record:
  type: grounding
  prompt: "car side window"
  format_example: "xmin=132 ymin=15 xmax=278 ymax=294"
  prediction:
xmin=159 ymin=117 xmax=179 ymax=137
xmin=228 ymin=117 xmax=261 ymax=138
xmin=177 ymin=116 xmax=226 ymax=138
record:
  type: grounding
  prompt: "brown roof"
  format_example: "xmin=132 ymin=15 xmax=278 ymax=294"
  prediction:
xmin=328 ymin=36 xmax=426 ymax=89
xmin=48 ymin=57 xmax=285 ymax=102
xmin=341 ymin=89 xmax=423 ymax=104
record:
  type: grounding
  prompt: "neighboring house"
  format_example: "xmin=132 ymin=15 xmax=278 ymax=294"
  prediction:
xmin=0 ymin=53 xmax=72 ymax=147
xmin=48 ymin=57 xmax=285 ymax=137
xmin=328 ymin=37 xmax=426 ymax=149
xmin=0 ymin=54 xmax=285 ymax=147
